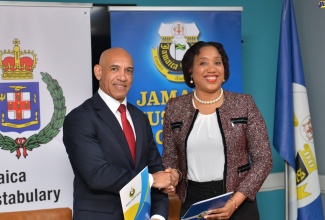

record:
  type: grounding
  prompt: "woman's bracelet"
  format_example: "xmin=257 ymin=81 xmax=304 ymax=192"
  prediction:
xmin=172 ymin=168 xmax=182 ymax=181
xmin=229 ymin=198 xmax=238 ymax=209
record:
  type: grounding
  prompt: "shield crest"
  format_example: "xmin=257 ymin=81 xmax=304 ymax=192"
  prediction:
xmin=0 ymin=82 xmax=40 ymax=133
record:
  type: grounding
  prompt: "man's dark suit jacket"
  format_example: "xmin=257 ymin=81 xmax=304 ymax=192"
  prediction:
xmin=63 ymin=92 xmax=168 ymax=220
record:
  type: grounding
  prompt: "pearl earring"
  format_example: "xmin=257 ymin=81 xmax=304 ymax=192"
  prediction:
xmin=190 ymin=77 xmax=193 ymax=84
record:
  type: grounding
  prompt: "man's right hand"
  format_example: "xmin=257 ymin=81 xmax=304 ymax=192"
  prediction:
xmin=151 ymin=171 xmax=175 ymax=189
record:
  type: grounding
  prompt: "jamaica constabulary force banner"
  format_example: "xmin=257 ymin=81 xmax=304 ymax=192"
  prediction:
xmin=109 ymin=7 xmax=243 ymax=153
xmin=0 ymin=2 xmax=92 ymax=212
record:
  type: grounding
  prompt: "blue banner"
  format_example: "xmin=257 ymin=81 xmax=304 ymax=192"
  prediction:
xmin=110 ymin=7 xmax=242 ymax=153
xmin=273 ymin=0 xmax=324 ymax=219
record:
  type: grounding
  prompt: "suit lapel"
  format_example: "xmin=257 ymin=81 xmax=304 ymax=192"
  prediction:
xmin=92 ymin=93 xmax=135 ymax=165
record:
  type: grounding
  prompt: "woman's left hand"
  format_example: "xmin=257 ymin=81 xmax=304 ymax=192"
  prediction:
xmin=203 ymin=200 xmax=236 ymax=219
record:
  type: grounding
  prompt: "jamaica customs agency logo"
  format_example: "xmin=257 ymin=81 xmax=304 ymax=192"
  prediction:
xmin=0 ymin=38 xmax=66 ymax=159
xmin=152 ymin=22 xmax=200 ymax=82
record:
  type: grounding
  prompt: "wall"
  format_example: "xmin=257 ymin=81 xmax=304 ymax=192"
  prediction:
xmin=3 ymin=0 xmax=306 ymax=219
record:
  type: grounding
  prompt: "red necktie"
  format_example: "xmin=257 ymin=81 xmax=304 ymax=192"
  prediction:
xmin=118 ymin=104 xmax=136 ymax=163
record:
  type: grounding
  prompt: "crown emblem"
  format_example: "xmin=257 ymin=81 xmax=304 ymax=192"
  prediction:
xmin=0 ymin=38 xmax=37 ymax=80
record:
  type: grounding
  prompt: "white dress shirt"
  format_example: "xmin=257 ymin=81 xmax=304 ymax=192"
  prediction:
xmin=187 ymin=111 xmax=225 ymax=182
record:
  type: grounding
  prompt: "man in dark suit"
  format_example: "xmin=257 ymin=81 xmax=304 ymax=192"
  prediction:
xmin=63 ymin=48 xmax=174 ymax=220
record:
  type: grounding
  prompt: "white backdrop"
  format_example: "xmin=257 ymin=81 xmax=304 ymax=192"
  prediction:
xmin=0 ymin=2 xmax=92 ymax=212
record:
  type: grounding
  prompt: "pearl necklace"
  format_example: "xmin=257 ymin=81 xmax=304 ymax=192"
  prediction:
xmin=193 ymin=88 xmax=223 ymax=104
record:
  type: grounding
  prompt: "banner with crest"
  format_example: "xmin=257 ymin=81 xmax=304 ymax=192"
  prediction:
xmin=109 ymin=7 xmax=242 ymax=153
xmin=0 ymin=2 xmax=92 ymax=212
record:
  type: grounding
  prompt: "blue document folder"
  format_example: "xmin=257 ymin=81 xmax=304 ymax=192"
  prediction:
xmin=181 ymin=191 xmax=234 ymax=220
xmin=120 ymin=166 xmax=151 ymax=220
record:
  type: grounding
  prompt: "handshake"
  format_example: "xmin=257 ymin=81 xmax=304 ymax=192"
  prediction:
xmin=151 ymin=168 xmax=181 ymax=194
